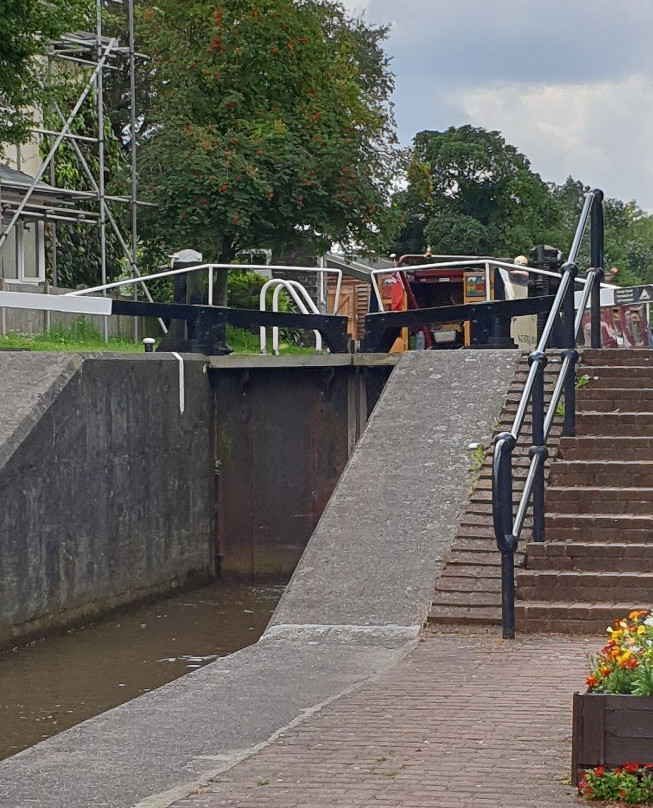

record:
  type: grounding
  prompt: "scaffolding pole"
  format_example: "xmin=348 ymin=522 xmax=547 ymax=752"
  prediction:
xmin=0 ymin=0 xmax=151 ymax=341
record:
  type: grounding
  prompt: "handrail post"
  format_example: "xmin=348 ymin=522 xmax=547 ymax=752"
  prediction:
xmin=561 ymin=263 xmax=579 ymax=437
xmin=493 ymin=432 xmax=517 ymax=639
xmin=590 ymin=190 xmax=605 ymax=348
xmin=529 ymin=352 xmax=548 ymax=542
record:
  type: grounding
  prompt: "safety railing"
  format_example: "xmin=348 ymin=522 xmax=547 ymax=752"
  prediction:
xmin=492 ymin=189 xmax=605 ymax=639
xmin=368 ymin=260 xmax=574 ymax=312
xmin=259 ymin=278 xmax=323 ymax=354
xmin=66 ymin=261 xmax=343 ymax=321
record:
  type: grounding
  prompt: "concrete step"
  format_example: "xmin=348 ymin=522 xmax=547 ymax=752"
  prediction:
xmin=576 ymin=412 xmax=653 ymax=434
xmin=516 ymin=570 xmax=653 ymax=602
xmin=548 ymin=460 xmax=653 ymax=487
xmin=515 ymin=601 xmax=650 ymax=633
xmin=546 ymin=486 xmax=653 ymax=514
xmin=524 ymin=541 xmax=653 ymax=572
xmin=557 ymin=436 xmax=653 ymax=461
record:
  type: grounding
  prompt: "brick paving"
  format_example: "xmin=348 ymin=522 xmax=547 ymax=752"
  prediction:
xmin=172 ymin=628 xmax=601 ymax=808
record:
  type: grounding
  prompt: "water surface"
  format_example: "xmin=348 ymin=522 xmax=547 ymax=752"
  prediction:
xmin=0 ymin=581 xmax=283 ymax=760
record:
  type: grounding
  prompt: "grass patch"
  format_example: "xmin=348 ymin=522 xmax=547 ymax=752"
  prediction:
xmin=0 ymin=319 xmax=143 ymax=353
xmin=226 ymin=326 xmax=318 ymax=355
xmin=0 ymin=320 xmax=317 ymax=355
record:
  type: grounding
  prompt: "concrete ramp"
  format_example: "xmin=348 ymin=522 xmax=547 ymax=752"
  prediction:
xmin=269 ymin=350 xmax=521 ymax=638
xmin=0 ymin=353 xmax=82 ymax=470
xmin=0 ymin=350 xmax=520 ymax=808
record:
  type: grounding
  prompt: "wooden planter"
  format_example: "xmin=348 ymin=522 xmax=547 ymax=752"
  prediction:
xmin=572 ymin=692 xmax=653 ymax=784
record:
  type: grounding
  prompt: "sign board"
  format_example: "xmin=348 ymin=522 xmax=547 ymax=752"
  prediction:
xmin=575 ymin=284 xmax=653 ymax=309
xmin=614 ymin=285 xmax=653 ymax=306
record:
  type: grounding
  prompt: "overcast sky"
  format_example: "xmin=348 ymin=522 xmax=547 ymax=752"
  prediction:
xmin=342 ymin=0 xmax=653 ymax=210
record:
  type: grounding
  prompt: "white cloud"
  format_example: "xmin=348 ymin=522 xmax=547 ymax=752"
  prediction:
xmin=353 ymin=0 xmax=653 ymax=209
xmin=456 ymin=75 xmax=653 ymax=209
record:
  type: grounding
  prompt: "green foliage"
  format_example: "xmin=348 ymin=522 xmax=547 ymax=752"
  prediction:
xmin=549 ymin=177 xmax=653 ymax=283
xmin=579 ymin=763 xmax=653 ymax=803
xmin=137 ymin=0 xmax=401 ymax=268
xmin=632 ymin=662 xmax=653 ymax=697
xmin=0 ymin=0 xmax=89 ymax=146
xmin=0 ymin=318 xmax=142 ymax=352
xmin=395 ymin=126 xmax=558 ymax=258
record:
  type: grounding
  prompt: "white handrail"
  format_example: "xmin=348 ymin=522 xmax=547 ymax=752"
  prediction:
xmin=368 ymin=258 xmax=618 ymax=313
xmin=259 ymin=279 xmax=322 ymax=354
xmin=272 ymin=281 xmax=322 ymax=355
xmin=66 ymin=262 xmax=343 ymax=315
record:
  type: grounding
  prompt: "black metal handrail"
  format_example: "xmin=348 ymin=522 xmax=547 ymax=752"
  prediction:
xmin=492 ymin=189 xmax=605 ymax=639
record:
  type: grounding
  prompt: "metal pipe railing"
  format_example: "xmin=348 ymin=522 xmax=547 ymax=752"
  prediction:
xmin=258 ymin=278 xmax=323 ymax=354
xmin=492 ymin=190 xmax=605 ymax=639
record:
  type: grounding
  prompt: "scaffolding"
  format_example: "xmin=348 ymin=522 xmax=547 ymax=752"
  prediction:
xmin=0 ymin=0 xmax=150 ymax=340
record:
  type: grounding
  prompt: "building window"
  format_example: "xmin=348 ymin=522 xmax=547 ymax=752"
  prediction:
xmin=0 ymin=221 xmax=44 ymax=283
xmin=0 ymin=225 xmax=17 ymax=279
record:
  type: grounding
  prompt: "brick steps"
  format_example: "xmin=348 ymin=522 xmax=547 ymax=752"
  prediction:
xmin=517 ymin=570 xmax=653 ymax=602
xmin=549 ymin=460 xmax=653 ymax=487
xmin=578 ymin=387 xmax=653 ymax=403
xmin=517 ymin=348 xmax=653 ymax=633
xmin=578 ymin=366 xmax=653 ymax=385
xmin=525 ymin=541 xmax=653 ymax=571
xmin=582 ymin=349 xmax=653 ymax=366
xmin=576 ymin=412 xmax=653 ymax=434
xmin=428 ymin=353 xmax=562 ymax=628
xmin=515 ymin=601 xmax=652 ymax=633
xmin=557 ymin=436 xmax=653 ymax=460
xmin=547 ymin=486 xmax=653 ymax=513
xmin=430 ymin=347 xmax=653 ymax=633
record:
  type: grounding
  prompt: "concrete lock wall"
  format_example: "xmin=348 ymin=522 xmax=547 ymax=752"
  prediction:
xmin=0 ymin=353 xmax=390 ymax=646
xmin=0 ymin=354 xmax=215 ymax=648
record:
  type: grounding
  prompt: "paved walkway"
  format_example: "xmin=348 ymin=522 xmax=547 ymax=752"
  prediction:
xmin=171 ymin=628 xmax=601 ymax=808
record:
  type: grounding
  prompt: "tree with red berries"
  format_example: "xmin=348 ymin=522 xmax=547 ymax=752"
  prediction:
xmin=138 ymin=0 xmax=400 ymax=300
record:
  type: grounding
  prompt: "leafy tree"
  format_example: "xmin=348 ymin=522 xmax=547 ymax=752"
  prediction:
xmin=137 ymin=0 xmax=400 ymax=303
xmin=0 ymin=0 xmax=89 ymax=147
xmin=394 ymin=125 xmax=559 ymax=258
xmin=550 ymin=178 xmax=653 ymax=284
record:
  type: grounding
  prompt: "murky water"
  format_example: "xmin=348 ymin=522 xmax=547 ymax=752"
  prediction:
xmin=0 ymin=581 xmax=284 ymax=761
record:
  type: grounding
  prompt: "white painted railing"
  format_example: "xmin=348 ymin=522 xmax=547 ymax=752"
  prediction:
xmin=259 ymin=279 xmax=322 ymax=354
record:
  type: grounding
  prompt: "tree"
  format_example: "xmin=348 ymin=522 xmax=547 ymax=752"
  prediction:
xmin=0 ymin=0 xmax=89 ymax=147
xmin=550 ymin=178 xmax=653 ymax=284
xmin=394 ymin=126 xmax=559 ymax=258
xmin=137 ymin=0 xmax=400 ymax=302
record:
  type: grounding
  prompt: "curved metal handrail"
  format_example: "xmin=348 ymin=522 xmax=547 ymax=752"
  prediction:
xmin=492 ymin=189 xmax=605 ymax=639
xmin=258 ymin=278 xmax=323 ymax=355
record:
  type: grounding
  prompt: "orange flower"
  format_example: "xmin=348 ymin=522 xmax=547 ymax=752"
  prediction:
xmin=586 ymin=675 xmax=598 ymax=687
